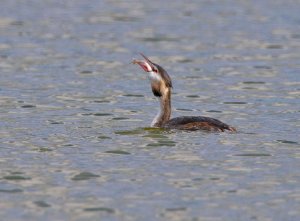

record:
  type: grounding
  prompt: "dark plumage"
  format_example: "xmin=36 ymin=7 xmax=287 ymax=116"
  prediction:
xmin=163 ymin=116 xmax=236 ymax=132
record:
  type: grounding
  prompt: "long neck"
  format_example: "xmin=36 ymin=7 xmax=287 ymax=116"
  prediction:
xmin=151 ymin=89 xmax=171 ymax=127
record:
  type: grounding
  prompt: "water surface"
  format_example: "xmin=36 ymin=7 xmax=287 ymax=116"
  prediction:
xmin=0 ymin=0 xmax=299 ymax=220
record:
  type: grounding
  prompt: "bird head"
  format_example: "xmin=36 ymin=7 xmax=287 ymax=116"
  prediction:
xmin=133 ymin=53 xmax=172 ymax=97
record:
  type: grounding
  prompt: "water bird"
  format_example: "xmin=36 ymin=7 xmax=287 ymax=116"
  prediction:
xmin=133 ymin=54 xmax=236 ymax=132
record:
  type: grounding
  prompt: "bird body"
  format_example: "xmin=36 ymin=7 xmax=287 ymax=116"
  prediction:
xmin=133 ymin=54 xmax=236 ymax=132
xmin=163 ymin=116 xmax=235 ymax=132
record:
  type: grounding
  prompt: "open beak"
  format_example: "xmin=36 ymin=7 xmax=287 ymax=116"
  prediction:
xmin=132 ymin=53 xmax=155 ymax=72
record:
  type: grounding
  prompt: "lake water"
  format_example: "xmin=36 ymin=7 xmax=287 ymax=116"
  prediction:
xmin=0 ymin=0 xmax=299 ymax=220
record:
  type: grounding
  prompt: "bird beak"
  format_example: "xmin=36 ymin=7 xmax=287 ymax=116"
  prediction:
xmin=132 ymin=53 xmax=156 ymax=72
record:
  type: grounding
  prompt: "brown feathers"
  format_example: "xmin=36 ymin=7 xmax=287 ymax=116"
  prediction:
xmin=163 ymin=116 xmax=236 ymax=132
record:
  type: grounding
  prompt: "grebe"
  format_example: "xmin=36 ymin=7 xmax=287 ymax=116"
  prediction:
xmin=133 ymin=54 xmax=236 ymax=132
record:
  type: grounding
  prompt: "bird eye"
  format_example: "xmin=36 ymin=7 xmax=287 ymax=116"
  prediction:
xmin=153 ymin=69 xmax=158 ymax=73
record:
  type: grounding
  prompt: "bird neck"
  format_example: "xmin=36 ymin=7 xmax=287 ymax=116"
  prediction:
xmin=151 ymin=89 xmax=171 ymax=127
